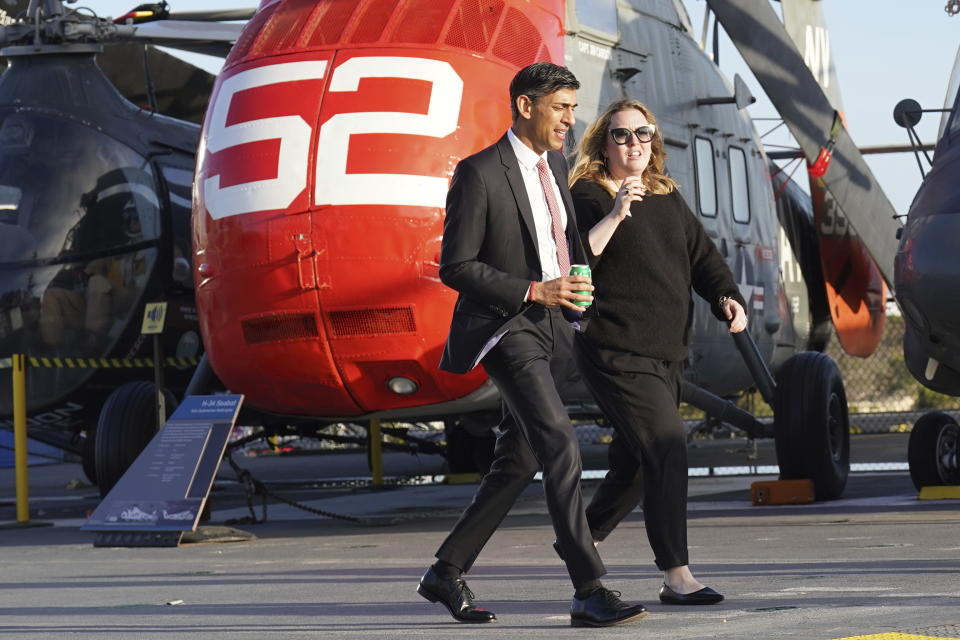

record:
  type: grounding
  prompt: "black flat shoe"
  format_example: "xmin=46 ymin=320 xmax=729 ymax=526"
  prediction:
xmin=417 ymin=567 xmax=496 ymax=623
xmin=570 ymin=588 xmax=648 ymax=627
xmin=658 ymin=583 xmax=724 ymax=605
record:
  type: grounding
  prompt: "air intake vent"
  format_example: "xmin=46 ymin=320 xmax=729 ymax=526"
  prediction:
xmin=445 ymin=0 xmax=504 ymax=52
xmin=328 ymin=307 xmax=416 ymax=337
xmin=492 ymin=7 xmax=542 ymax=68
xmin=242 ymin=312 xmax=319 ymax=344
xmin=349 ymin=0 xmax=399 ymax=43
xmin=391 ymin=0 xmax=455 ymax=44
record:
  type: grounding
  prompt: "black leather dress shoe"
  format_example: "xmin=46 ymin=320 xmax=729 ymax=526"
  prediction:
xmin=417 ymin=567 xmax=496 ymax=623
xmin=659 ymin=583 xmax=724 ymax=605
xmin=570 ymin=588 xmax=648 ymax=627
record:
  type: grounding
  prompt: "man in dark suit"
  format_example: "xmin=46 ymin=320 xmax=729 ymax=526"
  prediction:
xmin=416 ymin=63 xmax=648 ymax=628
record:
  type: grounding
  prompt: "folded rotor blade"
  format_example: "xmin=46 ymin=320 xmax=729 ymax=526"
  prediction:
xmin=127 ymin=20 xmax=244 ymax=57
xmin=706 ymin=0 xmax=901 ymax=287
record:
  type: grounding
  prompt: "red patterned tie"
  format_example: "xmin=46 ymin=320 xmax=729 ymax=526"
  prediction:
xmin=536 ymin=158 xmax=570 ymax=276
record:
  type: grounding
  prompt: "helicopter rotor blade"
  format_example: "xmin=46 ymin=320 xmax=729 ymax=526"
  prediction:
xmin=706 ymin=0 xmax=901 ymax=287
xmin=166 ymin=9 xmax=257 ymax=22
xmin=125 ymin=20 xmax=244 ymax=57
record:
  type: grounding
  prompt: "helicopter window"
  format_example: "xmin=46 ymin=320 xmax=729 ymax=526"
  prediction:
xmin=728 ymin=146 xmax=750 ymax=223
xmin=948 ymin=87 xmax=960 ymax=140
xmin=694 ymin=137 xmax=717 ymax=217
xmin=0 ymin=110 xmax=160 ymax=265
xmin=573 ymin=0 xmax=618 ymax=37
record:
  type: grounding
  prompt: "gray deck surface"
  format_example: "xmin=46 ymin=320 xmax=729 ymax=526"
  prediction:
xmin=1 ymin=433 xmax=958 ymax=639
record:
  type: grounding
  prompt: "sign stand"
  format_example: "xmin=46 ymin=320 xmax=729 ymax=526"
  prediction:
xmin=82 ymin=394 xmax=243 ymax=547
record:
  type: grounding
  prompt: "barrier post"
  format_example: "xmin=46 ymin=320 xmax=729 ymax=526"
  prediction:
xmin=12 ymin=354 xmax=28 ymax=523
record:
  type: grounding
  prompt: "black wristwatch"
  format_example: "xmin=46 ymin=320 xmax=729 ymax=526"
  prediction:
xmin=718 ymin=295 xmax=730 ymax=307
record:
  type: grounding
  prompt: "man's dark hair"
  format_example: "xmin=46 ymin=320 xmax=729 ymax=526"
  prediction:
xmin=509 ymin=62 xmax=580 ymax=120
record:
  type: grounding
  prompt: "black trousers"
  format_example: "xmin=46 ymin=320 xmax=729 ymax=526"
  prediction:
xmin=435 ymin=305 xmax=606 ymax=587
xmin=573 ymin=334 xmax=690 ymax=571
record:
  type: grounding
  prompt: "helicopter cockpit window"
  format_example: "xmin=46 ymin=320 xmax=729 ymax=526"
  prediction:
xmin=0 ymin=110 xmax=160 ymax=360
xmin=694 ymin=137 xmax=717 ymax=217
xmin=940 ymin=44 xmax=960 ymax=141
xmin=0 ymin=110 xmax=160 ymax=264
xmin=948 ymin=79 xmax=960 ymax=140
xmin=574 ymin=0 xmax=618 ymax=38
xmin=728 ymin=146 xmax=750 ymax=223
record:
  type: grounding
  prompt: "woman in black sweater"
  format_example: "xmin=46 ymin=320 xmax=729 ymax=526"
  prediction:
xmin=569 ymin=99 xmax=747 ymax=605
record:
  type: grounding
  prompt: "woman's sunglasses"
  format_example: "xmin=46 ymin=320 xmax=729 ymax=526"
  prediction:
xmin=609 ymin=125 xmax=656 ymax=145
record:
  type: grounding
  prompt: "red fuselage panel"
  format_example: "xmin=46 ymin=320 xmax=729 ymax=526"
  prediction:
xmin=193 ymin=0 xmax=564 ymax=416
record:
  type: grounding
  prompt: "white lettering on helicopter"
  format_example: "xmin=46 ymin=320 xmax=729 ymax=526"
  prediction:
xmin=576 ymin=39 xmax=611 ymax=61
xmin=203 ymin=60 xmax=328 ymax=220
xmin=202 ymin=57 xmax=464 ymax=219
xmin=315 ymin=57 xmax=463 ymax=209
xmin=803 ymin=25 xmax=831 ymax=89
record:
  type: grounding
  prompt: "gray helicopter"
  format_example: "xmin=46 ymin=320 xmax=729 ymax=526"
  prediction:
xmin=893 ymin=38 xmax=960 ymax=491
xmin=0 ymin=0 xmax=901 ymax=502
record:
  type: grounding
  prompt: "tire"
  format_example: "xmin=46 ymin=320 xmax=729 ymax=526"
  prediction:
xmin=773 ymin=351 xmax=850 ymax=500
xmin=907 ymin=411 xmax=960 ymax=491
xmin=94 ymin=381 xmax=177 ymax=497
xmin=80 ymin=428 xmax=97 ymax=486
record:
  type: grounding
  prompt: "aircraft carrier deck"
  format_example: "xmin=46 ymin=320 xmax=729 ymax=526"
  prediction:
xmin=1 ymin=433 xmax=959 ymax=639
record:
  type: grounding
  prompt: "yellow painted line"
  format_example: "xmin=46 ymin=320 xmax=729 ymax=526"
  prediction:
xmin=835 ymin=635 xmax=960 ymax=640
xmin=445 ymin=473 xmax=481 ymax=485
xmin=64 ymin=358 xmax=76 ymax=368
xmin=919 ymin=486 xmax=960 ymax=500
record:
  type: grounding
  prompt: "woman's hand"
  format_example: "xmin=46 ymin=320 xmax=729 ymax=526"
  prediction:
xmin=612 ymin=175 xmax=646 ymax=220
xmin=722 ymin=297 xmax=748 ymax=333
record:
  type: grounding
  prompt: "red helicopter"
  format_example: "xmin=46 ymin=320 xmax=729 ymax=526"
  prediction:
xmin=182 ymin=0 xmax=897 ymax=498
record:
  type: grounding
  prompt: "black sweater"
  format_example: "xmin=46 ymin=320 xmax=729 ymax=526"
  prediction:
xmin=572 ymin=179 xmax=745 ymax=361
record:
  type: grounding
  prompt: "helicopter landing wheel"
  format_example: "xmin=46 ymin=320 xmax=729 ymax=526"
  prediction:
xmin=80 ymin=428 xmax=97 ymax=486
xmin=773 ymin=351 xmax=850 ymax=500
xmin=94 ymin=381 xmax=177 ymax=497
xmin=907 ymin=411 xmax=960 ymax=491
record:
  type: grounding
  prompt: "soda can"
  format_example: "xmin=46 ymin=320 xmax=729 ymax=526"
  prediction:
xmin=569 ymin=264 xmax=592 ymax=307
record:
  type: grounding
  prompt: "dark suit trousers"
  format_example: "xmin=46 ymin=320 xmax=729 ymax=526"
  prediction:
xmin=573 ymin=335 xmax=690 ymax=571
xmin=435 ymin=305 xmax=606 ymax=587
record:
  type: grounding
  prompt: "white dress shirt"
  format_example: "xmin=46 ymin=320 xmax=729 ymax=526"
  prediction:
xmin=507 ymin=128 xmax=568 ymax=283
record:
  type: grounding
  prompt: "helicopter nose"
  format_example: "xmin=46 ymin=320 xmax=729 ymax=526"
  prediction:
xmin=896 ymin=213 xmax=960 ymax=352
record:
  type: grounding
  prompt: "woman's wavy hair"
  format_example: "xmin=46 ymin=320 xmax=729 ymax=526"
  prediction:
xmin=569 ymin=99 xmax=678 ymax=196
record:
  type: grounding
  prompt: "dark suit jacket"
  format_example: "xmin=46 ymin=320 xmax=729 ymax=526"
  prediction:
xmin=439 ymin=133 xmax=589 ymax=374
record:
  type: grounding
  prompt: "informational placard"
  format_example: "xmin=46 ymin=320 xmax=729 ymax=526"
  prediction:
xmin=82 ymin=395 xmax=243 ymax=547
xmin=140 ymin=302 xmax=168 ymax=335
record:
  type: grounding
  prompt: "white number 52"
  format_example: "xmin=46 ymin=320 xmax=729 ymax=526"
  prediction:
xmin=202 ymin=56 xmax=463 ymax=220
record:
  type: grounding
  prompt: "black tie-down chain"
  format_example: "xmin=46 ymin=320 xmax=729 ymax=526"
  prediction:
xmin=222 ymin=454 xmax=464 ymax=527
xmin=223 ymin=454 xmax=394 ymax=527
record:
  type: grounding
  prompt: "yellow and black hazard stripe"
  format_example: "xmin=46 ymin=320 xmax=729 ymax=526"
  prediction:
xmin=0 ymin=356 xmax=198 ymax=370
